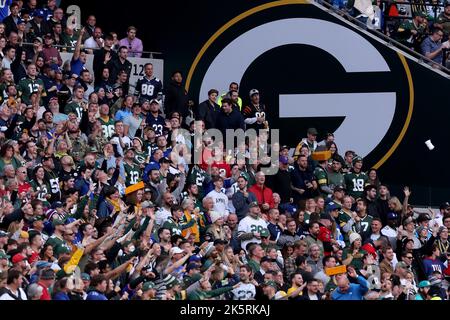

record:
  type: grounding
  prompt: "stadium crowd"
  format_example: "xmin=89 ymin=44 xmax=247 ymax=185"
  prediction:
xmin=0 ymin=0 xmax=449 ymax=301
xmin=329 ymin=0 xmax=450 ymax=68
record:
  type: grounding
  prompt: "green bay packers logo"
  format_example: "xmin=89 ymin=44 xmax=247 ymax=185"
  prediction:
xmin=186 ymin=0 xmax=413 ymax=169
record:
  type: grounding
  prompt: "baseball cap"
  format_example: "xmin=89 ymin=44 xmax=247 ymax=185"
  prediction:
xmin=320 ymin=212 xmax=334 ymax=221
xmin=17 ymin=18 xmax=25 ymax=25
xmin=260 ymin=256 xmax=273 ymax=264
xmin=170 ymin=247 xmax=184 ymax=256
xmin=439 ymin=202 xmax=450 ymax=210
xmin=81 ymin=273 xmax=91 ymax=281
xmin=186 ymin=262 xmax=201 ymax=272
xmin=213 ymin=239 xmax=228 ymax=246
xmin=280 ymin=145 xmax=289 ymax=152
xmin=33 ymin=36 xmax=43 ymax=43
xmin=352 ymin=155 xmax=363 ymax=165
xmin=141 ymin=201 xmax=155 ymax=209
xmin=325 ymin=203 xmax=340 ymax=213
xmin=334 ymin=185 xmax=345 ymax=192
xmin=279 ymin=156 xmax=289 ymax=165
xmin=416 ymin=213 xmax=431 ymax=223
xmin=396 ymin=261 xmax=408 ymax=270
xmin=414 ymin=11 xmax=427 ymax=18
xmin=263 ymin=280 xmax=278 ymax=289
xmin=51 ymin=201 xmax=63 ymax=209
xmin=43 ymin=33 xmax=52 ymax=39
xmin=418 ymin=280 xmax=431 ymax=288
xmin=248 ymin=201 xmax=259 ymax=208
xmin=387 ymin=212 xmax=398 ymax=220
xmin=260 ymin=228 xmax=270 ymax=238
xmin=249 ymin=89 xmax=259 ymax=96
xmin=34 ymin=9 xmax=45 ymax=18
xmin=52 ymin=219 xmax=65 ymax=227
xmin=150 ymin=99 xmax=161 ymax=105
xmin=40 ymin=268 xmax=56 ymax=280
xmin=142 ymin=281 xmax=155 ymax=291
xmin=12 ymin=253 xmax=27 ymax=264
xmin=307 ymin=127 xmax=318 ymax=135
xmin=0 ymin=230 xmax=9 ymax=238
xmin=0 ymin=251 xmax=10 ymax=260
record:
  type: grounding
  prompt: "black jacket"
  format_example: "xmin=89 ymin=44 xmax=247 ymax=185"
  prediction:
xmin=3 ymin=15 xmax=18 ymax=36
xmin=93 ymin=48 xmax=117 ymax=87
xmin=164 ymin=80 xmax=188 ymax=117
xmin=215 ymin=107 xmax=245 ymax=138
xmin=196 ymin=99 xmax=220 ymax=129
xmin=107 ymin=57 xmax=132 ymax=88
xmin=28 ymin=19 xmax=52 ymax=38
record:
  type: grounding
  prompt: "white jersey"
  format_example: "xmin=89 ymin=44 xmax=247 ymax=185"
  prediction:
xmin=225 ymin=182 xmax=239 ymax=214
xmin=155 ymin=207 xmax=171 ymax=228
xmin=238 ymin=215 xmax=268 ymax=251
xmin=0 ymin=288 xmax=28 ymax=300
xmin=231 ymin=283 xmax=256 ymax=300
xmin=206 ymin=189 xmax=229 ymax=219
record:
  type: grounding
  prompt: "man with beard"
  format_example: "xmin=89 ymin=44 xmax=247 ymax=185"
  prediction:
xmin=155 ymin=192 xmax=174 ymax=229
xmin=232 ymin=175 xmax=257 ymax=221
xmin=364 ymin=185 xmax=379 ymax=218
xmin=66 ymin=121 xmax=89 ymax=164
xmin=230 ymin=265 xmax=256 ymax=300
xmin=382 ymin=212 xmax=400 ymax=249
xmin=291 ymin=154 xmax=318 ymax=204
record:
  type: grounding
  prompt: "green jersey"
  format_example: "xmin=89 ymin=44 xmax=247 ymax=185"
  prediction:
xmin=45 ymin=235 xmax=71 ymax=258
xmin=162 ymin=216 xmax=195 ymax=236
xmin=344 ymin=171 xmax=368 ymax=199
xmin=64 ymin=99 xmax=87 ymax=121
xmin=187 ymin=165 xmax=209 ymax=197
xmin=314 ymin=165 xmax=329 ymax=196
xmin=144 ymin=140 xmax=158 ymax=158
xmin=99 ymin=117 xmax=115 ymax=140
xmin=123 ymin=162 xmax=141 ymax=186
xmin=18 ymin=77 xmax=46 ymax=105
xmin=351 ymin=214 xmax=373 ymax=234
xmin=30 ymin=179 xmax=50 ymax=204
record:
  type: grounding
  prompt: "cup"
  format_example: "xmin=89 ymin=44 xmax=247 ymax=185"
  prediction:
xmin=425 ymin=139 xmax=435 ymax=150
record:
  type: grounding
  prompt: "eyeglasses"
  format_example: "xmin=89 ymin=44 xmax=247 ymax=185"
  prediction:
xmin=405 ymin=256 xmax=413 ymax=259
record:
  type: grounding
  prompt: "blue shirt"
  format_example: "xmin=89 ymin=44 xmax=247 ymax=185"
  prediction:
xmin=421 ymin=36 xmax=443 ymax=64
xmin=53 ymin=292 xmax=70 ymax=300
xmin=115 ymin=109 xmax=132 ymax=122
xmin=331 ymin=276 xmax=369 ymax=300
xmin=70 ymin=58 xmax=86 ymax=76
xmin=86 ymin=290 xmax=108 ymax=301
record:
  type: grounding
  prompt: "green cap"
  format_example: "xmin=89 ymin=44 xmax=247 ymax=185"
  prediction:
xmin=142 ymin=281 xmax=156 ymax=291
xmin=352 ymin=155 xmax=363 ymax=165
xmin=166 ymin=279 xmax=180 ymax=289
xmin=260 ymin=228 xmax=270 ymax=238
xmin=418 ymin=280 xmax=431 ymax=288
xmin=263 ymin=280 xmax=278 ymax=289
xmin=52 ymin=219 xmax=64 ymax=227
xmin=0 ymin=251 xmax=10 ymax=260
xmin=414 ymin=11 xmax=427 ymax=18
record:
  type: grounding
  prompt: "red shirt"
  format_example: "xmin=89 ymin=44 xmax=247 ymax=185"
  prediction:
xmin=38 ymin=282 xmax=51 ymax=300
xmin=18 ymin=182 xmax=32 ymax=195
xmin=248 ymin=184 xmax=274 ymax=209
xmin=318 ymin=226 xmax=332 ymax=256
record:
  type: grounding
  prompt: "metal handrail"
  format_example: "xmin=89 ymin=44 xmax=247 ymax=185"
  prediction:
xmin=18 ymin=41 xmax=163 ymax=58
xmin=315 ymin=0 xmax=450 ymax=77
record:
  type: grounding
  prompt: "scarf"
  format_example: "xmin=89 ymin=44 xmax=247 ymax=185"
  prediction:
xmin=107 ymin=197 xmax=121 ymax=213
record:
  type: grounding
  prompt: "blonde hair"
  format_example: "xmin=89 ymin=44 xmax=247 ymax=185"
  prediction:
xmin=388 ymin=196 xmax=403 ymax=212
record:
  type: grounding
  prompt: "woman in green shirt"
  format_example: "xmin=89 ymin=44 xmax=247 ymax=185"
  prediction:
xmin=342 ymin=232 xmax=367 ymax=270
